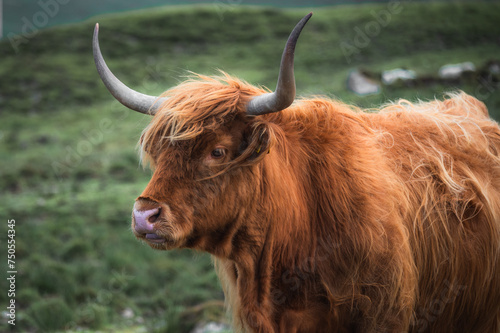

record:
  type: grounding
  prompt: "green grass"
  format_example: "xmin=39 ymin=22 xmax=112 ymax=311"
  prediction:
xmin=1 ymin=2 xmax=499 ymax=332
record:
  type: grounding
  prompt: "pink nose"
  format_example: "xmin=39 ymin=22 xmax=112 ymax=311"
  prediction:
xmin=133 ymin=208 xmax=160 ymax=234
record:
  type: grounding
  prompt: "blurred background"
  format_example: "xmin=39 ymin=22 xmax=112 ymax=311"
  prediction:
xmin=1 ymin=0 xmax=499 ymax=332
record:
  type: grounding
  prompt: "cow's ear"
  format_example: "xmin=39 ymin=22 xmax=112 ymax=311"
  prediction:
xmin=238 ymin=122 xmax=272 ymax=163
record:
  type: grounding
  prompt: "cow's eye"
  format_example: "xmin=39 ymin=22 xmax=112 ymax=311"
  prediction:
xmin=211 ymin=148 xmax=226 ymax=159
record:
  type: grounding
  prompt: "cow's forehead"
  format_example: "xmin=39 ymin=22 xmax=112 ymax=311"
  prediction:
xmin=138 ymin=75 xmax=266 ymax=167
xmin=151 ymin=75 xmax=262 ymax=126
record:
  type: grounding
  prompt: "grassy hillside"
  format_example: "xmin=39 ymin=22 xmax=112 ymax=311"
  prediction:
xmin=1 ymin=2 xmax=499 ymax=332
xmin=4 ymin=0 xmax=478 ymax=36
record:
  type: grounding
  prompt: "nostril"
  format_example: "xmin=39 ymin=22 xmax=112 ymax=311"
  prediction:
xmin=133 ymin=207 xmax=160 ymax=235
xmin=148 ymin=208 xmax=161 ymax=224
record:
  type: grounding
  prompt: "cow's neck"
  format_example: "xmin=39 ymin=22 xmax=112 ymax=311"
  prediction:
xmin=211 ymin=104 xmax=374 ymax=330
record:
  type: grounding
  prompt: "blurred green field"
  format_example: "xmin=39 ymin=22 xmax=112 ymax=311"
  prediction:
xmin=1 ymin=2 xmax=499 ymax=332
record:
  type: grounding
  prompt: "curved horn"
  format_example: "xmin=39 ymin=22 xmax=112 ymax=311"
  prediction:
xmin=246 ymin=13 xmax=312 ymax=116
xmin=93 ymin=23 xmax=165 ymax=115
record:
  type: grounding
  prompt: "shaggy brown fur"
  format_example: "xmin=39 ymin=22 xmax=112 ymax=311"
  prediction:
xmin=132 ymin=73 xmax=500 ymax=332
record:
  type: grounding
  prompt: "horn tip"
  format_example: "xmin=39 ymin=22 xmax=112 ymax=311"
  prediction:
xmin=95 ymin=23 xmax=99 ymax=31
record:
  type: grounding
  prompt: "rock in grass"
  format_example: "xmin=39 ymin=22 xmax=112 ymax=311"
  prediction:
xmin=438 ymin=62 xmax=476 ymax=79
xmin=382 ymin=68 xmax=416 ymax=85
xmin=347 ymin=69 xmax=381 ymax=96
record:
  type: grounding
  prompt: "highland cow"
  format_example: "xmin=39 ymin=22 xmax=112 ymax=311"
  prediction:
xmin=93 ymin=13 xmax=500 ymax=332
